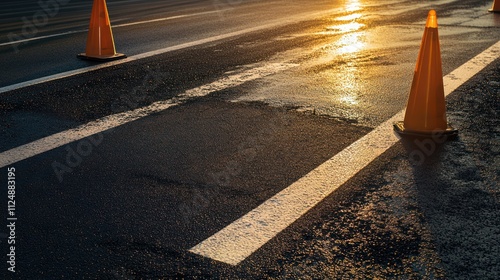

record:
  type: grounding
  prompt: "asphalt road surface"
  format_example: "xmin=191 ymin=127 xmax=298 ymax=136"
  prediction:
xmin=0 ymin=0 xmax=499 ymax=279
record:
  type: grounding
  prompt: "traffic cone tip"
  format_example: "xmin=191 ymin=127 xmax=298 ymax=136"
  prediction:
xmin=425 ymin=10 xmax=438 ymax=28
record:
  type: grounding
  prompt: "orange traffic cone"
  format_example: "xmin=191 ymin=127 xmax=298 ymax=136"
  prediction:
xmin=489 ymin=0 xmax=500 ymax=12
xmin=394 ymin=10 xmax=457 ymax=138
xmin=78 ymin=0 xmax=126 ymax=61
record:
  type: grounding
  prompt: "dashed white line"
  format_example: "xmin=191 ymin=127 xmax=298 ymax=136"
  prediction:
xmin=188 ymin=40 xmax=500 ymax=266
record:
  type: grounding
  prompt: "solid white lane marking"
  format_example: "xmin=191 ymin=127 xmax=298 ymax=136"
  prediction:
xmin=0 ymin=62 xmax=298 ymax=168
xmin=189 ymin=40 xmax=500 ymax=266
xmin=0 ymin=30 xmax=83 ymax=46
xmin=0 ymin=11 xmax=221 ymax=47
xmin=0 ymin=7 xmax=345 ymax=94
xmin=0 ymin=28 xmax=285 ymax=94
xmin=112 ymin=11 xmax=218 ymax=28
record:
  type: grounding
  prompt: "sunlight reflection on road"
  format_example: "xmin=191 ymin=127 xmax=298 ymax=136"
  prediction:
xmin=345 ymin=0 xmax=362 ymax=12
xmin=325 ymin=0 xmax=367 ymax=107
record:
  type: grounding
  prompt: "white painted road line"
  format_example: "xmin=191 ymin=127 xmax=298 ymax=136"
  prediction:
xmin=112 ymin=11 xmax=219 ymax=28
xmin=0 ymin=11 xmax=221 ymax=47
xmin=189 ymin=40 xmax=500 ymax=266
xmin=0 ymin=28 xmax=287 ymax=94
xmin=0 ymin=62 xmax=298 ymax=168
xmin=0 ymin=30 xmax=84 ymax=46
xmin=0 ymin=7 xmax=344 ymax=94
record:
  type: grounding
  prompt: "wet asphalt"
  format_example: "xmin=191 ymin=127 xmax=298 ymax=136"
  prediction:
xmin=0 ymin=0 xmax=499 ymax=279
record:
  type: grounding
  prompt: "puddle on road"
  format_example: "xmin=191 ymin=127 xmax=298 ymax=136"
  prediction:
xmin=229 ymin=0 xmax=498 ymax=128
xmin=230 ymin=22 xmax=422 ymax=127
